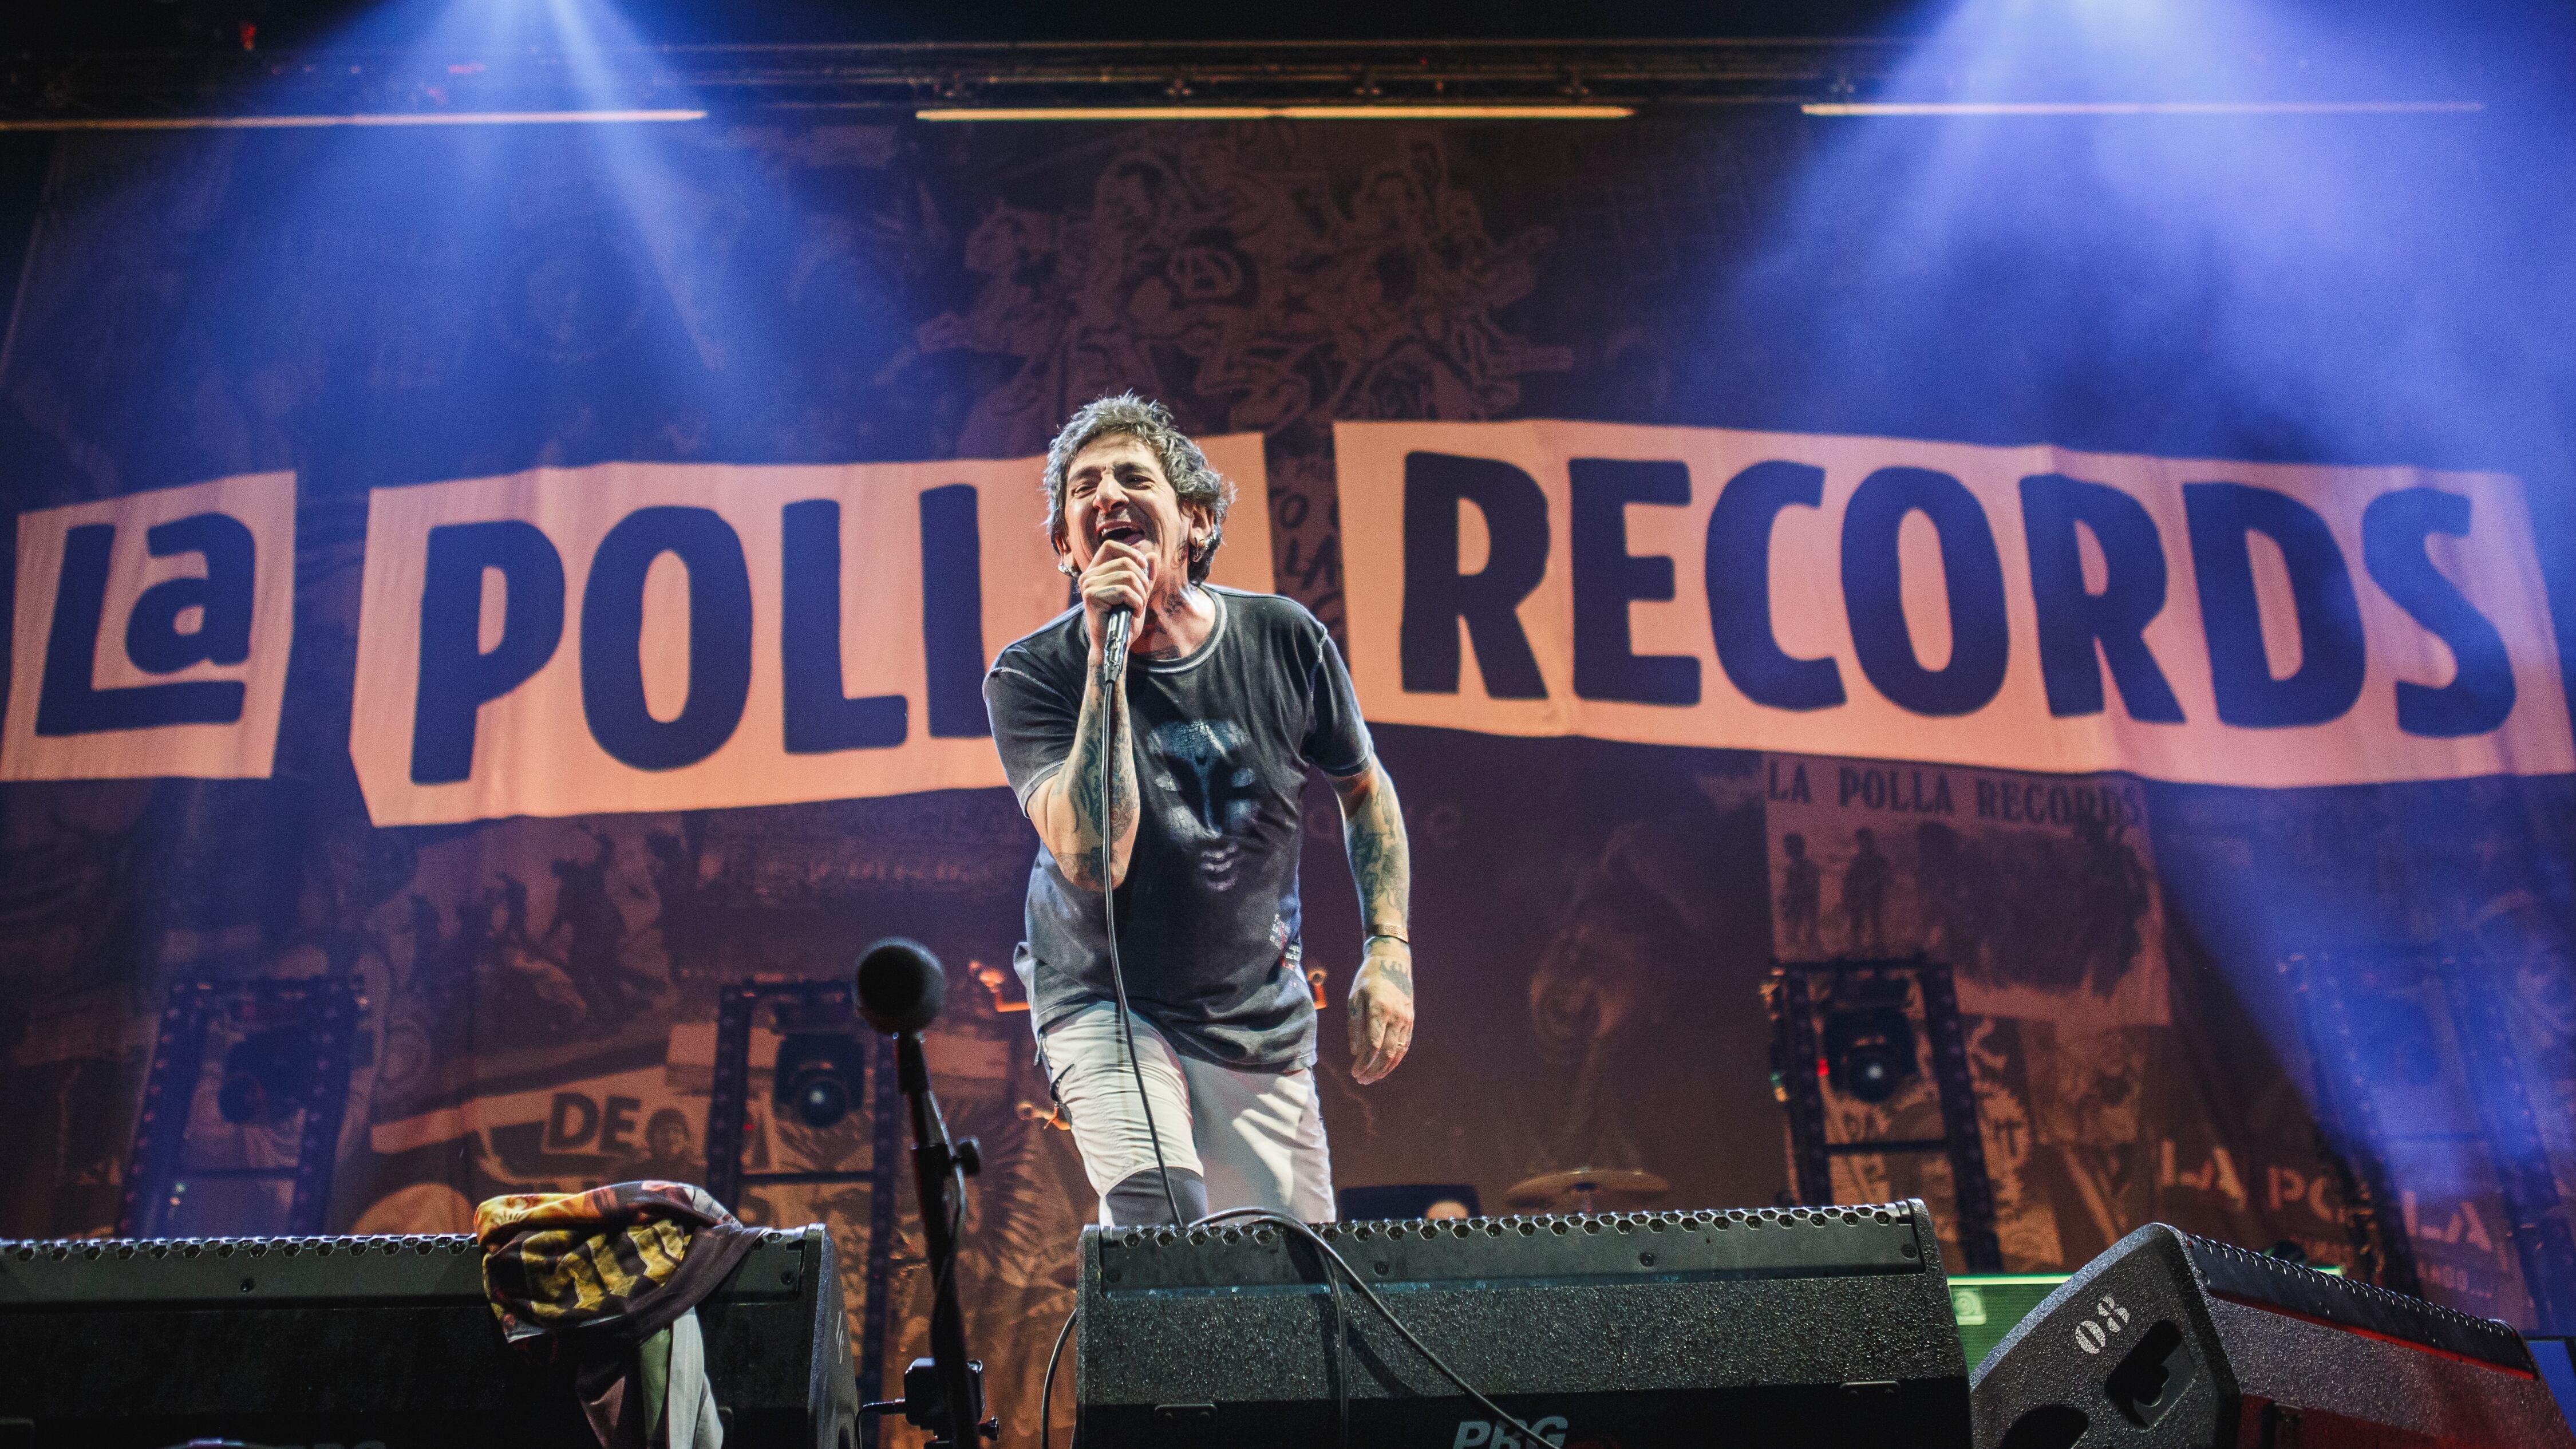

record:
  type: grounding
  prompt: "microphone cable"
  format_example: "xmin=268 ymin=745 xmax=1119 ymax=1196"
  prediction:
xmin=1038 ymin=1302 xmax=1077 ymax=1449
xmin=1096 ymin=605 xmax=1188 ymax=1231
xmin=1045 ymin=1208 xmax=1560 ymax=1449
xmin=1042 ymin=600 xmax=1184 ymax=1449
xmin=1194 ymin=1209 xmax=1561 ymax=1448
xmin=1064 ymin=597 xmax=1550 ymax=1449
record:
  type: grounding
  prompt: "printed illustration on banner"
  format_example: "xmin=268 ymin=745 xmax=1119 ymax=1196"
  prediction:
xmin=1765 ymin=752 xmax=2170 ymax=1026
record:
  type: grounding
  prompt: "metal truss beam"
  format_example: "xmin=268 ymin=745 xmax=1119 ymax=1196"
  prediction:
xmin=0 ymin=38 xmax=1909 ymax=125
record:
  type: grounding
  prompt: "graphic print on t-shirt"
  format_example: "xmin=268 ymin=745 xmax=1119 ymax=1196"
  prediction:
xmin=1148 ymin=718 xmax=1258 ymax=891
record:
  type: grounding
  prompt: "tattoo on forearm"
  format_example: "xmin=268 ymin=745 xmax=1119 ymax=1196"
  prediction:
xmin=1344 ymin=771 xmax=1412 ymax=956
xmin=1065 ymin=668 xmax=1136 ymax=882
xmin=1103 ymin=674 xmax=1136 ymax=842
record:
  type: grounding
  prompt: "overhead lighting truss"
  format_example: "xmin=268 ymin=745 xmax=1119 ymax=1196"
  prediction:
xmin=0 ymin=39 xmax=1897 ymax=128
xmin=0 ymin=38 xmax=2482 ymax=129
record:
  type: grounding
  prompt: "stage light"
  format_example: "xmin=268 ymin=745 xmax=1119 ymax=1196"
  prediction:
xmin=1822 ymin=981 xmax=1919 ymax=1105
xmin=774 ymin=1031 xmax=867 ymax=1130
xmin=215 ymin=1028 xmax=316 ymax=1125
xmin=914 ymin=105 xmax=1635 ymax=123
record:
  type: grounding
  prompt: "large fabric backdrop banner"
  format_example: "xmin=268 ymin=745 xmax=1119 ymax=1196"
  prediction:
xmin=10 ymin=425 xmax=2557 ymax=804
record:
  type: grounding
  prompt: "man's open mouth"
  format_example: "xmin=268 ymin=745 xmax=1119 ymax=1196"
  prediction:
xmin=1097 ymin=520 xmax=1148 ymax=548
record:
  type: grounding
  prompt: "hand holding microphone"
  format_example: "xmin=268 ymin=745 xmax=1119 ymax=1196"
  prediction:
xmin=1078 ymin=536 xmax=1153 ymax=685
xmin=1103 ymin=606 xmax=1133 ymax=685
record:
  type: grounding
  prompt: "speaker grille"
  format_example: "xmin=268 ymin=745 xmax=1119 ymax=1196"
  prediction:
xmin=2182 ymin=1233 xmax=2535 ymax=1375
xmin=1 ymin=1229 xmax=815 ymax=1306
xmin=1095 ymin=1204 xmax=1931 ymax=1293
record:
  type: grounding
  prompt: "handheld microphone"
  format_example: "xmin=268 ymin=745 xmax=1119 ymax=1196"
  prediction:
xmin=855 ymin=937 xmax=945 ymax=1035
xmin=1101 ymin=606 xmax=1134 ymax=685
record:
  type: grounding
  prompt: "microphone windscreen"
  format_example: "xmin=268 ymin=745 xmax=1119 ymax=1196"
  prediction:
xmin=855 ymin=937 xmax=945 ymax=1033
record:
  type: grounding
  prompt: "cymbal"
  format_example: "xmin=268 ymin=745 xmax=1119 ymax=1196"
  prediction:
xmin=1502 ymin=1167 xmax=1672 ymax=1213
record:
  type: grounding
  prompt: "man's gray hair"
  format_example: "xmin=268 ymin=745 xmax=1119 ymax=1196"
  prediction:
xmin=1042 ymin=392 xmax=1236 ymax=584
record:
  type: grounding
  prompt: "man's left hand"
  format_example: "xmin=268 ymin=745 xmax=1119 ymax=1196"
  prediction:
xmin=1347 ymin=941 xmax=1415 ymax=1085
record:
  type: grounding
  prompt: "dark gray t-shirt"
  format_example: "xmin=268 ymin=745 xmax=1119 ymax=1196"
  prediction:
xmin=983 ymin=587 xmax=1373 ymax=1071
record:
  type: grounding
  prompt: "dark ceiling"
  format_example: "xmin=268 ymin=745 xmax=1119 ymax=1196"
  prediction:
xmin=17 ymin=0 xmax=2554 ymax=52
xmin=18 ymin=1 xmax=1921 ymax=51
xmin=5 ymin=0 xmax=2557 ymax=127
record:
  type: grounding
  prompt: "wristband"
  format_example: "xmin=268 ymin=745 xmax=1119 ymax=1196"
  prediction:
xmin=1365 ymin=931 xmax=1411 ymax=949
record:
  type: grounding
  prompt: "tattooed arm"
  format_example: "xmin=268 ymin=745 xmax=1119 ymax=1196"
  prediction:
xmin=1025 ymin=534 xmax=1156 ymax=892
xmin=1029 ymin=659 xmax=1139 ymax=891
xmin=1334 ymin=760 xmax=1415 ymax=1084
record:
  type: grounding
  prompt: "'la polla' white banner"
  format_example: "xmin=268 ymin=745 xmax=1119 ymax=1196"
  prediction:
xmin=351 ymin=439 xmax=1270 ymax=825
xmin=2 ymin=472 xmax=298 ymax=783
xmin=1335 ymin=421 xmax=2571 ymax=788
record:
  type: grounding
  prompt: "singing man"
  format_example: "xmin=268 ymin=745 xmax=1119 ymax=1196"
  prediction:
xmin=983 ymin=393 xmax=1413 ymax=1227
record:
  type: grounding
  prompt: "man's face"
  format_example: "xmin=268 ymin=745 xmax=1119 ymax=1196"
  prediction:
xmin=1060 ymin=433 xmax=1200 ymax=602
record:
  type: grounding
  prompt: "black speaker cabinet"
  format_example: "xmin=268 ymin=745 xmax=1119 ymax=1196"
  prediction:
xmin=1080 ymin=1199 xmax=1970 ymax=1448
xmin=0 ymin=1226 xmax=858 ymax=1449
xmin=1970 ymin=1223 xmax=2576 ymax=1449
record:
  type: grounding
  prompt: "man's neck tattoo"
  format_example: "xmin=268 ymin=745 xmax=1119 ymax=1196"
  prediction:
xmin=1137 ymin=585 xmax=1204 ymax=661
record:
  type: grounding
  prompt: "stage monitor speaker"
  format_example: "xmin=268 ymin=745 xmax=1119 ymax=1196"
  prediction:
xmin=0 ymin=1225 xmax=858 ymax=1449
xmin=1969 ymin=1222 xmax=2576 ymax=1449
xmin=1078 ymin=1198 xmax=1970 ymax=1448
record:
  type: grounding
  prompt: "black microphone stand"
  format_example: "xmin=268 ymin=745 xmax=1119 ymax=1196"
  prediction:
xmin=898 ymin=1026 xmax=988 ymax=1448
xmin=854 ymin=938 xmax=997 ymax=1449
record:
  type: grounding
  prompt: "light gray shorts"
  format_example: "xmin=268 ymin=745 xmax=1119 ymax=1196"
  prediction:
xmin=1041 ymin=997 xmax=1336 ymax=1226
